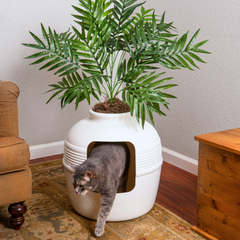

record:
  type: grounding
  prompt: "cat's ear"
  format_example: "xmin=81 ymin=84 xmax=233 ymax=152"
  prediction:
xmin=84 ymin=171 xmax=97 ymax=179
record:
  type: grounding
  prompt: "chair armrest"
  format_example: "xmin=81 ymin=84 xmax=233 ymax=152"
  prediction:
xmin=0 ymin=137 xmax=30 ymax=174
xmin=0 ymin=80 xmax=20 ymax=137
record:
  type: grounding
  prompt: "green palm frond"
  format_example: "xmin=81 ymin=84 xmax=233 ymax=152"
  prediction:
xmin=46 ymin=72 xmax=103 ymax=109
xmin=159 ymin=29 xmax=210 ymax=70
xmin=122 ymin=83 xmax=176 ymax=128
xmin=23 ymin=0 xmax=210 ymax=127
xmin=120 ymin=58 xmax=177 ymax=127
xmin=22 ymin=24 xmax=81 ymax=77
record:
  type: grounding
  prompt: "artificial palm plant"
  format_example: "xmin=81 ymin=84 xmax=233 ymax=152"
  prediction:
xmin=23 ymin=0 xmax=209 ymax=127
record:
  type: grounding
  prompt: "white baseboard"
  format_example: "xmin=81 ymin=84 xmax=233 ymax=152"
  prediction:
xmin=162 ymin=147 xmax=198 ymax=176
xmin=29 ymin=141 xmax=64 ymax=160
xmin=29 ymin=141 xmax=198 ymax=175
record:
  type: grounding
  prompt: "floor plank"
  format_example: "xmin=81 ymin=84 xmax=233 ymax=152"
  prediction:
xmin=156 ymin=162 xmax=197 ymax=225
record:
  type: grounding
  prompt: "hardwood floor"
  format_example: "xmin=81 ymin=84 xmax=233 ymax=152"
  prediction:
xmin=30 ymin=154 xmax=64 ymax=164
xmin=156 ymin=162 xmax=198 ymax=226
xmin=29 ymin=155 xmax=198 ymax=226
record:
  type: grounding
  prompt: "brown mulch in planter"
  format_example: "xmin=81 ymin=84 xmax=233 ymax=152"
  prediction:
xmin=92 ymin=98 xmax=130 ymax=113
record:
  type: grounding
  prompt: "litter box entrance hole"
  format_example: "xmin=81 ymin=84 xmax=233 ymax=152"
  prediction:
xmin=87 ymin=141 xmax=136 ymax=193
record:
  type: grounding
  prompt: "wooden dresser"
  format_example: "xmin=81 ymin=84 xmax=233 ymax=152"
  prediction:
xmin=193 ymin=128 xmax=240 ymax=240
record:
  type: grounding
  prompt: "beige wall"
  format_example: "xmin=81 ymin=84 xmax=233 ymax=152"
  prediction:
xmin=143 ymin=0 xmax=240 ymax=159
xmin=1 ymin=0 xmax=92 ymax=146
xmin=1 ymin=0 xmax=240 ymax=160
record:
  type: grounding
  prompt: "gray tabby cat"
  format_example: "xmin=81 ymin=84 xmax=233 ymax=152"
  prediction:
xmin=72 ymin=142 xmax=130 ymax=237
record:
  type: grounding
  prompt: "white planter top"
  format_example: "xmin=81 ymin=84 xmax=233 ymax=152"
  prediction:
xmin=64 ymin=109 xmax=162 ymax=176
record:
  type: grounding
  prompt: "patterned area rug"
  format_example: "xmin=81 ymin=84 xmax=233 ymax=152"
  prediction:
xmin=0 ymin=159 xmax=206 ymax=240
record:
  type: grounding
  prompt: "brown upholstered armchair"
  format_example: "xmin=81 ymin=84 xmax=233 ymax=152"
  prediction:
xmin=0 ymin=80 xmax=32 ymax=230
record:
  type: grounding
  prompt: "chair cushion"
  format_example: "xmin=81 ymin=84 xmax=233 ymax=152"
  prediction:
xmin=0 ymin=137 xmax=30 ymax=174
xmin=0 ymin=167 xmax=32 ymax=206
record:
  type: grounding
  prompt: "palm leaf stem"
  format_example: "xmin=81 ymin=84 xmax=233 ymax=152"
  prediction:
xmin=110 ymin=50 xmax=126 ymax=100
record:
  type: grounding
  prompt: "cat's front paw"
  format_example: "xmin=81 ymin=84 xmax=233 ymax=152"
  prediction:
xmin=95 ymin=226 xmax=105 ymax=237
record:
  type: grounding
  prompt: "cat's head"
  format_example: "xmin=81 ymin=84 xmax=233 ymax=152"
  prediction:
xmin=72 ymin=168 xmax=97 ymax=196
